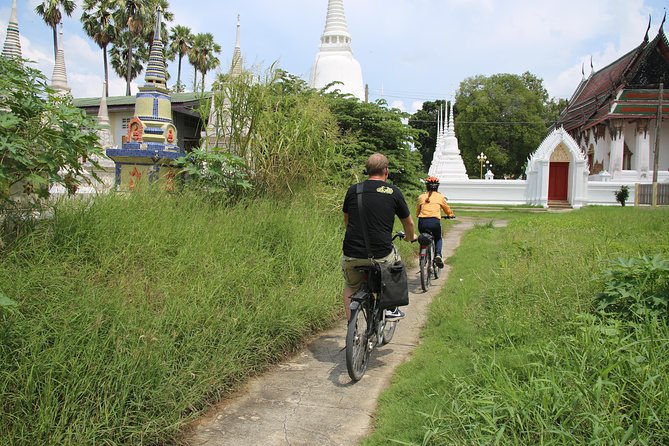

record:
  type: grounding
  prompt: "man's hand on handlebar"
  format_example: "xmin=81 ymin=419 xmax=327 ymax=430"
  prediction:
xmin=394 ymin=231 xmax=418 ymax=242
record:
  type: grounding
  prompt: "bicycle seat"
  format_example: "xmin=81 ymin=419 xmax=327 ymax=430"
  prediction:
xmin=418 ymin=233 xmax=433 ymax=245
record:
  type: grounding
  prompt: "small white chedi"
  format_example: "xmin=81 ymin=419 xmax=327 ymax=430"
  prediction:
xmin=428 ymin=102 xmax=469 ymax=181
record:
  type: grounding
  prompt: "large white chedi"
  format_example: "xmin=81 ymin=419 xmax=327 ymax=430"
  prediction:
xmin=309 ymin=0 xmax=365 ymax=101
xmin=429 ymin=102 xmax=469 ymax=181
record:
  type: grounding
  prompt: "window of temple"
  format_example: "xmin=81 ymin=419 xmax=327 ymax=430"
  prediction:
xmin=588 ymin=144 xmax=595 ymax=171
xmin=122 ymin=117 xmax=131 ymax=130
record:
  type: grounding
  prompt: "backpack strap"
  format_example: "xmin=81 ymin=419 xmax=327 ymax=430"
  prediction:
xmin=356 ymin=182 xmax=374 ymax=260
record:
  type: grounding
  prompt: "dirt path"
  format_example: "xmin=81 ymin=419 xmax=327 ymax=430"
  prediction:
xmin=184 ymin=217 xmax=490 ymax=446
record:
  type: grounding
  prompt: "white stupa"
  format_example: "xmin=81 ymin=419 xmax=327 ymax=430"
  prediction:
xmin=309 ymin=0 xmax=365 ymax=101
xmin=428 ymin=101 xmax=469 ymax=180
xmin=2 ymin=0 xmax=22 ymax=59
xmin=51 ymin=24 xmax=71 ymax=94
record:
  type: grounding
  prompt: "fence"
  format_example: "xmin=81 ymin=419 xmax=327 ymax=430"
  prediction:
xmin=635 ymin=183 xmax=669 ymax=205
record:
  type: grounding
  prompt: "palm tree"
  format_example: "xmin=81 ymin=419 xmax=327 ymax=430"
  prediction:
xmin=168 ymin=25 xmax=192 ymax=92
xmin=110 ymin=30 xmax=148 ymax=89
xmin=114 ymin=0 xmax=144 ymax=96
xmin=189 ymin=33 xmax=221 ymax=93
xmin=114 ymin=0 xmax=173 ymax=96
xmin=81 ymin=0 xmax=116 ymax=96
xmin=35 ymin=0 xmax=76 ymax=60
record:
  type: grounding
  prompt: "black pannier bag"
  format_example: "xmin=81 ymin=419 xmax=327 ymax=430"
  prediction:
xmin=377 ymin=261 xmax=409 ymax=309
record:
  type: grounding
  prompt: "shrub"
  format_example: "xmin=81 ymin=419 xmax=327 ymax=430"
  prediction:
xmin=594 ymin=254 xmax=669 ymax=321
xmin=614 ymin=185 xmax=629 ymax=206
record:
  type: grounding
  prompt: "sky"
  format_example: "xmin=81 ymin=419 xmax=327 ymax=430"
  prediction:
xmin=1 ymin=0 xmax=667 ymax=113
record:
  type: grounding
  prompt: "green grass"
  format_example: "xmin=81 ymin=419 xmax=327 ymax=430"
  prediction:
xmin=363 ymin=206 xmax=669 ymax=445
xmin=0 ymin=190 xmax=345 ymax=445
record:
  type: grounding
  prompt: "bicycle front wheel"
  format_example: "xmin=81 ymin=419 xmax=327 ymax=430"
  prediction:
xmin=346 ymin=298 xmax=371 ymax=381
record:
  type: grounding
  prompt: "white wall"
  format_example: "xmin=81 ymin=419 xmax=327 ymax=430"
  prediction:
xmin=440 ymin=180 xmax=528 ymax=205
xmin=587 ymin=182 xmax=636 ymax=206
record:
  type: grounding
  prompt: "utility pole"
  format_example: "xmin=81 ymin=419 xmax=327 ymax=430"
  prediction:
xmin=652 ymin=83 xmax=663 ymax=206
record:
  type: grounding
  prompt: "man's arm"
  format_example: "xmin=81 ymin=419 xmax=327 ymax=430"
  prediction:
xmin=343 ymin=212 xmax=349 ymax=226
xmin=400 ymin=215 xmax=417 ymax=242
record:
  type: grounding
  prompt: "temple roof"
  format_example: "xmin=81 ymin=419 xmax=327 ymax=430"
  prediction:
xmin=74 ymin=91 xmax=211 ymax=117
xmin=558 ymin=21 xmax=669 ymax=132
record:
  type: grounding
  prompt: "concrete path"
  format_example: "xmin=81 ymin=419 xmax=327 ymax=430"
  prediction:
xmin=184 ymin=218 xmax=482 ymax=446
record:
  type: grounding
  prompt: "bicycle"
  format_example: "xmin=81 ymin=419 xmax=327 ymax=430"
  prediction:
xmin=346 ymin=231 xmax=405 ymax=382
xmin=416 ymin=215 xmax=455 ymax=292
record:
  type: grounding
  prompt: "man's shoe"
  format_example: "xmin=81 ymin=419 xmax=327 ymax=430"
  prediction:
xmin=434 ymin=256 xmax=444 ymax=268
xmin=385 ymin=307 xmax=406 ymax=321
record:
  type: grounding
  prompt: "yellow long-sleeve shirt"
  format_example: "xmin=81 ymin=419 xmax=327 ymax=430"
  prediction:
xmin=416 ymin=191 xmax=454 ymax=218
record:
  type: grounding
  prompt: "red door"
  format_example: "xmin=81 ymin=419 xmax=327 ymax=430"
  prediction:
xmin=548 ymin=162 xmax=569 ymax=201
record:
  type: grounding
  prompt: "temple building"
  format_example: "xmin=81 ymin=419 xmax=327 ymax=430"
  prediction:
xmin=2 ymin=0 xmax=22 ymax=59
xmin=557 ymin=17 xmax=669 ymax=183
xmin=309 ymin=0 xmax=365 ymax=101
xmin=429 ymin=101 xmax=469 ymax=181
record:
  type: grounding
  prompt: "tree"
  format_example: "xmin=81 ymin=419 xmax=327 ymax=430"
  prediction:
xmin=81 ymin=0 xmax=117 ymax=96
xmin=167 ymin=25 xmax=192 ymax=92
xmin=189 ymin=33 xmax=221 ymax=92
xmin=35 ymin=0 xmax=76 ymax=60
xmin=455 ymin=72 xmax=554 ymax=178
xmin=324 ymin=91 xmax=424 ymax=194
xmin=0 ymin=57 xmax=101 ymax=211
xmin=109 ymin=31 xmax=148 ymax=88
xmin=112 ymin=0 xmax=173 ymax=95
xmin=408 ymin=99 xmax=447 ymax=171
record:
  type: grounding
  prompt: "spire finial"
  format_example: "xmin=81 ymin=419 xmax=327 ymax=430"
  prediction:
xmin=230 ymin=14 xmax=243 ymax=76
xmin=661 ymin=9 xmax=667 ymax=30
xmin=154 ymin=5 xmax=162 ymax=41
xmin=589 ymin=56 xmax=594 ymax=77
xmin=448 ymin=101 xmax=455 ymax=137
xmin=235 ymin=14 xmax=241 ymax=48
xmin=644 ymin=14 xmax=652 ymax=42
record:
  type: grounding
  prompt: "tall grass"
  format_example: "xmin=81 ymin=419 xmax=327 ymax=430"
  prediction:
xmin=364 ymin=207 xmax=669 ymax=445
xmin=0 ymin=190 xmax=343 ymax=445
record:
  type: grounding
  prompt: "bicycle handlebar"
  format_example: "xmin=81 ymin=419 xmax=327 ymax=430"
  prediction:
xmin=442 ymin=215 xmax=456 ymax=220
xmin=392 ymin=231 xmax=405 ymax=241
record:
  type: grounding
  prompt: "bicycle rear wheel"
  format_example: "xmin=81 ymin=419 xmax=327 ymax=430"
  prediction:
xmin=419 ymin=248 xmax=429 ymax=292
xmin=425 ymin=246 xmax=433 ymax=289
xmin=379 ymin=319 xmax=397 ymax=345
xmin=346 ymin=298 xmax=371 ymax=381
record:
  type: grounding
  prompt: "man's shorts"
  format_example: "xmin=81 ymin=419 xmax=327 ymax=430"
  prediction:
xmin=341 ymin=250 xmax=401 ymax=291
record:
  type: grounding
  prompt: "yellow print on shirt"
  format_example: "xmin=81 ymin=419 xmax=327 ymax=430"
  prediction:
xmin=376 ymin=186 xmax=394 ymax=195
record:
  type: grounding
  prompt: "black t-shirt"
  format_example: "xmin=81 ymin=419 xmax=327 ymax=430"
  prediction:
xmin=342 ymin=180 xmax=410 ymax=258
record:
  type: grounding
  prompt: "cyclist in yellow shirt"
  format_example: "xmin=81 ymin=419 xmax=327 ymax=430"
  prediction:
xmin=416 ymin=176 xmax=454 ymax=268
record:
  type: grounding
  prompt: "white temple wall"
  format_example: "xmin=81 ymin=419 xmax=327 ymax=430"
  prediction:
xmin=587 ymin=182 xmax=636 ymax=205
xmin=439 ymin=180 xmax=528 ymax=205
xmin=112 ymin=112 xmax=133 ymax=147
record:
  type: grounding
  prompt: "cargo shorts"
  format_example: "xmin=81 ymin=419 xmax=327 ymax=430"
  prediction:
xmin=341 ymin=249 xmax=401 ymax=291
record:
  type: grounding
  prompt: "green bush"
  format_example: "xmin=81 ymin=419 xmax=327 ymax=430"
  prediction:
xmin=595 ymin=254 xmax=669 ymax=320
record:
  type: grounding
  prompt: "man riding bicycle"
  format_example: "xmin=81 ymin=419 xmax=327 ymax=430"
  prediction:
xmin=416 ymin=176 xmax=454 ymax=269
xmin=341 ymin=153 xmax=417 ymax=322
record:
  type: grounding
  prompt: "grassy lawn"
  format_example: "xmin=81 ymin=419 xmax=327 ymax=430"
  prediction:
xmin=364 ymin=207 xmax=669 ymax=445
xmin=0 ymin=191 xmax=346 ymax=445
